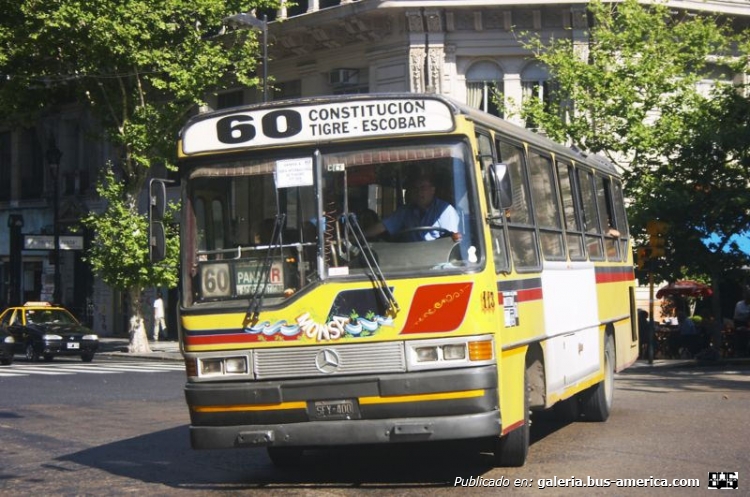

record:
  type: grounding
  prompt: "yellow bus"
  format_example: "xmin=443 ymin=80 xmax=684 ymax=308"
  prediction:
xmin=169 ymin=93 xmax=638 ymax=467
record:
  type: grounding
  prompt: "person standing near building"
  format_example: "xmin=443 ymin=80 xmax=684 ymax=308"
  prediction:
xmin=153 ymin=291 xmax=166 ymax=341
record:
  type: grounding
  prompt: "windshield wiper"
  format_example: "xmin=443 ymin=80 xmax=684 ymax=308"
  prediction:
xmin=246 ymin=213 xmax=286 ymax=322
xmin=343 ymin=213 xmax=400 ymax=315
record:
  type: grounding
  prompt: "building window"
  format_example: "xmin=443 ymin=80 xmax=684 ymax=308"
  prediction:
xmin=274 ymin=80 xmax=302 ymax=100
xmin=0 ymin=131 xmax=10 ymax=201
xmin=216 ymin=90 xmax=244 ymax=110
xmin=521 ymin=61 xmax=564 ymax=129
xmin=330 ymin=69 xmax=368 ymax=95
xmin=20 ymin=129 xmax=43 ymax=199
xmin=466 ymin=61 xmax=504 ymax=118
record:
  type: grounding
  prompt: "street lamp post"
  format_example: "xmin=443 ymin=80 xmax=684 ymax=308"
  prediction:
xmin=223 ymin=12 xmax=268 ymax=102
xmin=46 ymin=140 xmax=62 ymax=305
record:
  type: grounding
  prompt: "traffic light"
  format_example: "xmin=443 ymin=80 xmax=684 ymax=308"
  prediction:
xmin=646 ymin=220 xmax=668 ymax=259
xmin=636 ymin=247 xmax=651 ymax=270
xmin=149 ymin=179 xmax=166 ymax=263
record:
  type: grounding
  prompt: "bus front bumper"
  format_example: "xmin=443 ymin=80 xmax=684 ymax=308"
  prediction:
xmin=186 ymin=365 xmax=500 ymax=449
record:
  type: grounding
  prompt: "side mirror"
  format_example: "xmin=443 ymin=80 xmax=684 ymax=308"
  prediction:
xmin=489 ymin=163 xmax=513 ymax=210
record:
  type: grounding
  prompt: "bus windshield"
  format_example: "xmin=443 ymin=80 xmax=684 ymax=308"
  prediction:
xmin=183 ymin=139 xmax=482 ymax=307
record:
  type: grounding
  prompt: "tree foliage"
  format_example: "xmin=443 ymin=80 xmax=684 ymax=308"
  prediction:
xmin=82 ymin=167 xmax=180 ymax=291
xmin=0 ymin=0 xmax=279 ymax=350
xmin=514 ymin=0 xmax=750 ymax=313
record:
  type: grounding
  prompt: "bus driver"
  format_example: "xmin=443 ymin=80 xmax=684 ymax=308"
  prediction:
xmin=364 ymin=175 xmax=459 ymax=242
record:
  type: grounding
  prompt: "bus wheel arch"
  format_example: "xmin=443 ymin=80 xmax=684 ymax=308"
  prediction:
xmin=579 ymin=328 xmax=615 ymax=422
xmin=493 ymin=345 xmax=544 ymax=467
xmin=525 ymin=343 xmax=546 ymax=409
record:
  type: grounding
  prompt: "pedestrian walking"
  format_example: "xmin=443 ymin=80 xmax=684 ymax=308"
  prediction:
xmin=153 ymin=291 xmax=166 ymax=341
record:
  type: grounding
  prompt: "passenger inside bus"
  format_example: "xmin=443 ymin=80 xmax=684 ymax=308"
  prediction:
xmin=363 ymin=174 xmax=459 ymax=242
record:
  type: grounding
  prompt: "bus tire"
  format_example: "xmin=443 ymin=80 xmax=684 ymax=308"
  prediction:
xmin=267 ymin=446 xmax=304 ymax=468
xmin=493 ymin=368 xmax=530 ymax=467
xmin=580 ymin=333 xmax=614 ymax=422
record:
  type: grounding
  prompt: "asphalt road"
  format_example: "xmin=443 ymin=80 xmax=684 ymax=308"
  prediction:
xmin=0 ymin=359 xmax=748 ymax=496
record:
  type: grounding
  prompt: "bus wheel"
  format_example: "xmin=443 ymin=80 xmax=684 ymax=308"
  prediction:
xmin=267 ymin=446 xmax=304 ymax=468
xmin=580 ymin=334 xmax=614 ymax=422
xmin=493 ymin=369 xmax=530 ymax=467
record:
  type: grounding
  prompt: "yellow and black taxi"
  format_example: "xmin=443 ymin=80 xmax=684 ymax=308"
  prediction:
xmin=0 ymin=302 xmax=99 ymax=362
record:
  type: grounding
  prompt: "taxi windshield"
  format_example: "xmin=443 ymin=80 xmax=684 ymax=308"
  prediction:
xmin=25 ymin=309 xmax=78 ymax=325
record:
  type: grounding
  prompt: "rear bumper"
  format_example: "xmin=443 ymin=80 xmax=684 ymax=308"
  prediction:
xmin=186 ymin=365 xmax=500 ymax=449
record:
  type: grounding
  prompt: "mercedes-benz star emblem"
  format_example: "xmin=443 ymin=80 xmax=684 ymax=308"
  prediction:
xmin=315 ymin=349 xmax=341 ymax=374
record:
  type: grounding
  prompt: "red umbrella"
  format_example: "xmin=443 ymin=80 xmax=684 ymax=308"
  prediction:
xmin=656 ymin=280 xmax=713 ymax=299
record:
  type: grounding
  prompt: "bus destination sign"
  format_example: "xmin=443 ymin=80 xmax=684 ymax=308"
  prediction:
xmin=181 ymin=98 xmax=455 ymax=155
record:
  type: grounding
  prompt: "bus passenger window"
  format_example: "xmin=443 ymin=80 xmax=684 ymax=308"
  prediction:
xmin=597 ymin=176 xmax=621 ymax=261
xmin=528 ymin=150 xmax=564 ymax=260
xmin=577 ymin=169 xmax=604 ymax=261
xmin=497 ymin=139 xmax=540 ymax=271
xmin=557 ymin=162 xmax=585 ymax=260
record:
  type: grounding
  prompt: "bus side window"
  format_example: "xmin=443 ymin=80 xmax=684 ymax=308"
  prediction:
xmin=477 ymin=132 xmax=510 ymax=273
xmin=497 ymin=139 xmax=540 ymax=271
xmin=596 ymin=175 xmax=621 ymax=261
xmin=528 ymin=150 xmax=564 ymax=260
xmin=577 ymin=169 xmax=605 ymax=260
xmin=557 ymin=161 xmax=586 ymax=260
xmin=612 ymin=180 xmax=630 ymax=259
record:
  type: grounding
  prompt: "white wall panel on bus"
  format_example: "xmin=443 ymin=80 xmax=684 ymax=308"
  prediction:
xmin=541 ymin=261 xmax=601 ymax=396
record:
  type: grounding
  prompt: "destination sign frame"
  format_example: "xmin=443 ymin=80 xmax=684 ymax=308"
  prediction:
xmin=181 ymin=98 xmax=455 ymax=155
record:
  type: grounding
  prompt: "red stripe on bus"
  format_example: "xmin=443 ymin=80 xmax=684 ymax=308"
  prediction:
xmin=595 ymin=269 xmax=634 ymax=284
xmin=502 ymin=419 xmax=526 ymax=435
xmin=516 ymin=287 xmax=543 ymax=302
xmin=496 ymin=287 xmax=543 ymax=306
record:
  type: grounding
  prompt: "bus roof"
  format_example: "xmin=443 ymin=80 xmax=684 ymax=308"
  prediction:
xmin=179 ymin=93 xmax=619 ymax=177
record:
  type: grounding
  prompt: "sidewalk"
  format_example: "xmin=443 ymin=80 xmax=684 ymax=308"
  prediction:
xmin=98 ymin=337 xmax=183 ymax=361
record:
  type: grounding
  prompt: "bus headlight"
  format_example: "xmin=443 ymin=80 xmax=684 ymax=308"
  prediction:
xmin=414 ymin=346 xmax=439 ymax=362
xmin=201 ymin=358 xmax=223 ymax=376
xmin=406 ymin=336 xmax=494 ymax=371
xmin=443 ymin=343 xmax=467 ymax=360
xmin=194 ymin=355 xmax=252 ymax=378
xmin=225 ymin=357 xmax=248 ymax=374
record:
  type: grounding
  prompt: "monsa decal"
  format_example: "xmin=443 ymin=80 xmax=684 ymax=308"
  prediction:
xmin=242 ymin=311 xmax=394 ymax=342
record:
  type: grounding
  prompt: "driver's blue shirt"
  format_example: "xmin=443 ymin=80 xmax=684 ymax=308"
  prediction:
xmin=382 ymin=198 xmax=459 ymax=241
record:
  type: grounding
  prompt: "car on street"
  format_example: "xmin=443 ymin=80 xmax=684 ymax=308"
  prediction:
xmin=0 ymin=326 xmax=13 ymax=365
xmin=0 ymin=302 xmax=99 ymax=362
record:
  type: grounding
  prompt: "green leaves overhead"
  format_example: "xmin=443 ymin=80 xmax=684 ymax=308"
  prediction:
xmin=515 ymin=0 xmax=750 ymax=288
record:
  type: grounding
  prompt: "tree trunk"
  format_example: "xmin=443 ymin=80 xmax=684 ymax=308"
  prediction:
xmin=127 ymin=287 xmax=152 ymax=354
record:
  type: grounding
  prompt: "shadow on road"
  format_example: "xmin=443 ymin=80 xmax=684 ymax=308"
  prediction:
xmin=58 ymin=420 xmax=571 ymax=490
xmin=616 ymin=365 xmax=750 ymax=393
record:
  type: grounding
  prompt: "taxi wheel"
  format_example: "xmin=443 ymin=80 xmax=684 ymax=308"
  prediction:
xmin=81 ymin=353 xmax=95 ymax=363
xmin=0 ymin=357 xmax=11 ymax=366
xmin=43 ymin=354 xmax=54 ymax=362
xmin=25 ymin=343 xmax=40 ymax=362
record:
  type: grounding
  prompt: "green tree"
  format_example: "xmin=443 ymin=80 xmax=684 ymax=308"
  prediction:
xmin=0 ymin=1 xmax=278 ymax=351
xmin=82 ymin=168 xmax=180 ymax=351
xmin=513 ymin=0 xmax=750 ymax=315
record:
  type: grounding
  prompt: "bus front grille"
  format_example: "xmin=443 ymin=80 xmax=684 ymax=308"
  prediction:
xmin=253 ymin=342 xmax=406 ymax=379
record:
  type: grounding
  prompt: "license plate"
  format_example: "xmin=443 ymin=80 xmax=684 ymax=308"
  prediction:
xmin=67 ymin=342 xmax=80 ymax=349
xmin=308 ymin=399 xmax=360 ymax=421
